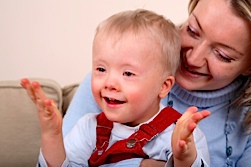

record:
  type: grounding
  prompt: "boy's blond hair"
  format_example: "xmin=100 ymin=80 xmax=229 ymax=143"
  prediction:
xmin=93 ymin=9 xmax=181 ymax=76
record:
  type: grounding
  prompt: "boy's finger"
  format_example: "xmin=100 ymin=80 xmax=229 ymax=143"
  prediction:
xmin=20 ymin=78 xmax=37 ymax=102
xmin=192 ymin=110 xmax=210 ymax=122
xmin=36 ymin=99 xmax=45 ymax=112
xmin=44 ymin=99 xmax=54 ymax=116
xmin=32 ymin=81 xmax=47 ymax=101
xmin=179 ymin=106 xmax=198 ymax=122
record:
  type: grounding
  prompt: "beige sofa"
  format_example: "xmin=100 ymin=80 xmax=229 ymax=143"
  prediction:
xmin=0 ymin=78 xmax=79 ymax=167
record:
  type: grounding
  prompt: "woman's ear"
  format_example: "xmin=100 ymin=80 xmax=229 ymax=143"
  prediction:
xmin=159 ymin=76 xmax=175 ymax=98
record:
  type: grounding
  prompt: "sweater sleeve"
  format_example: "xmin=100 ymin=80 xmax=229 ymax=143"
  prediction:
xmin=37 ymin=149 xmax=71 ymax=167
xmin=191 ymin=127 xmax=210 ymax=167
xmin=37 ymin=114 xmax=98 ymax=167
xmin=62 ymin=72 xmax=101 ymax=137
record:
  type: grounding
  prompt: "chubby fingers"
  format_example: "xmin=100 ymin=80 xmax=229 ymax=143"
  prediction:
xmin=31 ymin=81 xmax=47 ymax=101
xmin=182 ymin=106 xmax=210 ymax=123
xmin=188 ymin=108 xmax=210 ymax=132
xmin=44 ymin=99 xmax=59 ymax=117
xmin=179 ymin=106 xmax=210 ymax=133
xmin=44 ymin=99 xmax=54 ymax=116
xmin=21 ymin=78 xmax=36 ymax=102
xmin=179 ymin=106 xmax=198 ymax=122
xmin=20 ymin=78 xmax=47 ymax=103
xmin=192 ymin=110 xmax=210 ymax=122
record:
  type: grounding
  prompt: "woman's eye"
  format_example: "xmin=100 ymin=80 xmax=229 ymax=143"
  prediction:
xmin=186 ymin=25 xmax=198 ymax=37
xmin=214 ymin=50 xmax=232 ymax=63
xmin=96 ymin=67 xmax=106 ymax=72
xmin=123 ymin=71 xmax=134 ymax=77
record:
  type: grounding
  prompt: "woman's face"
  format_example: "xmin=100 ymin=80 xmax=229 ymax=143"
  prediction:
xmin=176 ymin=0 xmax=251 ymax=90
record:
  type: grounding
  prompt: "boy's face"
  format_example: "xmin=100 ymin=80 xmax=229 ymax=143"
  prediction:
xmin=91 ymin=31 xmax=173 ymax=126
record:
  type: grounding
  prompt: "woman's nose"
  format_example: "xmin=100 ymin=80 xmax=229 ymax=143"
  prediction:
xmin=186 ymin=41 xmax=208 ymax=67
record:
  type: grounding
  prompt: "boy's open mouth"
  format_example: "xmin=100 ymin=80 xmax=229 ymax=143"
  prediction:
xmin=104 ymin=97 xmax=125 ymax=104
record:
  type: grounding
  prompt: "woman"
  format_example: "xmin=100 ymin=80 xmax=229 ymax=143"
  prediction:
xmin=63 ymin=0 xmax=251 ymax=166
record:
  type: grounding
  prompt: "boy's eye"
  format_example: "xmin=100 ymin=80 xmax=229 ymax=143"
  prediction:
xmin=123 ymin=71 xmax=134 ymax=77
xmin=97 ymin=67 xmax=106 ymax=72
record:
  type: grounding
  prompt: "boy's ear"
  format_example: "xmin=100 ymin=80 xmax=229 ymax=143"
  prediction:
xmin=159 ymin=76 xmax=175 ymax=98
xmin=242 ymin=67 xmax=251 ymax=76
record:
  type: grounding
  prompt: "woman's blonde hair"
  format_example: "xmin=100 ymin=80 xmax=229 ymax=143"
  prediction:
xmin=189 ymin=0 xmax=251 ymax=133
xmin=93 ymin=9 xmax=181 ymax=76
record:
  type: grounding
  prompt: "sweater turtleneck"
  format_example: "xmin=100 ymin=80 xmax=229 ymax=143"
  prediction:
xmin=169 ymin=77 xmax=245 ymax=108
xmin=164 ymin=77 xmax=250 ymax=167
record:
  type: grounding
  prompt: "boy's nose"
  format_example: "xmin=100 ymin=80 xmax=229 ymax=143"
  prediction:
xmin=104 ymin=75 xmax=119 ymax=91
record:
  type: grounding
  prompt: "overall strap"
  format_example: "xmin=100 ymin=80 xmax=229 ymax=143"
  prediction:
xmin=88 ymin=107 xmax=181 ymax=167
xmin=95 ymin=112 xmax=113 ymax=154
xmin=146 ymin=106 xmax=182 ymax=134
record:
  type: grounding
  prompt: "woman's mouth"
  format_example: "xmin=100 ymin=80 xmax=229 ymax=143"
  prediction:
xmin=181 ymin=57 xmax=210 ymax=77
xmin=183 ymin=64 xmax=208 ymax=76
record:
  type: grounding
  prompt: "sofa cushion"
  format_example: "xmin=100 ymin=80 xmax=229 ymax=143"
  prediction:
xmin=62 ymin=83 xmax=79 ymax=116
xmin=0 ymin=78 xmax=63 ymax=167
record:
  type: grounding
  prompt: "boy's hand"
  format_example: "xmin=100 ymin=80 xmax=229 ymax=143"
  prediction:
xmin=20 ymin=78 xmax=62 ymax=136
xmin=21 ymin=78 xmax=66 ymax=166
xmin=171 ymin=106 xmax=210 ymax=167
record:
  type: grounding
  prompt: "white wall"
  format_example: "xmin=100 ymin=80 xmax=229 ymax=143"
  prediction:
xmin=0 ymin=0 xmax=189 ymax=86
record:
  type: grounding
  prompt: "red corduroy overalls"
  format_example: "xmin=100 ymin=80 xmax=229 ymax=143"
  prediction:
xmin=88 ymin=107 xmax=181 ymax=167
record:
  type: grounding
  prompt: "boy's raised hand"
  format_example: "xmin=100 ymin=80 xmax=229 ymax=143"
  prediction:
xmin=20 ymin=78 xmax=62 ymax=136
xmin=171 ymin=106 xmax=210 ymax=167
xmin=21 ymin=78 xmax=66 ymax=166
